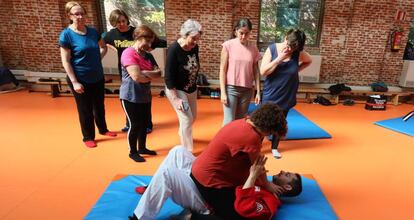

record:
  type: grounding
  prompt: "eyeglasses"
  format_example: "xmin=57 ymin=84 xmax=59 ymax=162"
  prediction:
xmin=70 ymin=12 xmax=85 ymax=17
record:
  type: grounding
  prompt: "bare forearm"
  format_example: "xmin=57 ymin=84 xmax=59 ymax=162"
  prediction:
xmin=126 ymin=66 xmax=150 ymax=83
xmin=142 ymin=69 xmax=161 ymax=78
xmin=62 ymin=61 xmax=78 ymax=83
xmin=254 ymin=65 xmax=261 ymax=92
xmin=299 ymin=62 xmax=311 ymax=72
xmin=219 ymin=69 xmax=227 ymax=93
xmin=100 ymin=47 xmax=107 ymax=59
xmin=219 ymin=48 xmax=229 ymax=93
xmin=99 ymin=39 xmax=107 ymax=59
xmin=261 ymin=59 xmax=281 ymax=76
xmin=242 ymin=173 xmax=258 ymax=189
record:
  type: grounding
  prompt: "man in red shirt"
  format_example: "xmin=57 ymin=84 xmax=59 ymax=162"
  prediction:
xmin=191 ymin=103 xmax=290 ymax=220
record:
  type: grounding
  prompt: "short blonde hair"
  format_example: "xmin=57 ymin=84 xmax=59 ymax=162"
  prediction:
xmin=65 ymin=1 xmax=87 ymax=23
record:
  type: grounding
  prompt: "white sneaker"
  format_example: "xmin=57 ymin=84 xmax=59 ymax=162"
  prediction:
xmin=272 ymin=149 xmax=282 ymax=159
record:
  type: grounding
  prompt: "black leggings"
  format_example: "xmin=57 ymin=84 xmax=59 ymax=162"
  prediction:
xmin=271 ymin=109 xmax=289 ymax=150
xmin=190 ymin=173 xmax=247 ymax=220
xmin=124 ymin=101 xmax=152 ymax=129
xmin=67 ymin=78 xmax=108 ymax=141
xmin=121 ymin=99 xmax=151 ymax=154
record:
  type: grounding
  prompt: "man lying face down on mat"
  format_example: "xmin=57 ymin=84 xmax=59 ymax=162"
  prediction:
xmin=129 ymin=104 xmax=302 ymax=220
xmin=129 ymin=146 xmax=302 ymax=220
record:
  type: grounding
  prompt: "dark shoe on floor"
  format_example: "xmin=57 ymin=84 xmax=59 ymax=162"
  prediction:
xmin=314 ymin=95 xmax=332 ymax=106
xmin=138 ymin=148 xmax=157 ymax=155
xmin=121 ymin=126 xmax=130 ymax=132
xmin=129 ymin=153 xmax=146 ymax=162
xmin=343 ymin=99 xmax=355 ymax=106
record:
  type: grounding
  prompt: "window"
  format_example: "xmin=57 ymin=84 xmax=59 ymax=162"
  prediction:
xmin=100 ymin=0 xmax=166 ymax=39
xmin=259 ymin=0 xmax=324 ymax=50
xmin=404 ymin=19 xmax=414 ymax=60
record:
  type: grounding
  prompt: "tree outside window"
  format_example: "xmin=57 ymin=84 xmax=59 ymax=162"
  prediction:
xmin=404 ymin=19 xmax=414 ymax=60
xmin=101 ymin=0 xmax=166 ymax=39
xmin=259 ymin=0 xmax=324 ymax=51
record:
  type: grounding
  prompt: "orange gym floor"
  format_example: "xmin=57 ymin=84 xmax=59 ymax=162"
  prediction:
xmin=0 ymin=90 xmax=413 ymax=220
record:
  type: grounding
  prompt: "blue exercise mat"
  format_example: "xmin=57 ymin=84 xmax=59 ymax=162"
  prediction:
xmin=374 ymin=117 xmax=414 ymax=136
xmin=248 ymin=104 xmax=331 ymax=140
xmin=85 ymin=175 xmax=338 ymax=220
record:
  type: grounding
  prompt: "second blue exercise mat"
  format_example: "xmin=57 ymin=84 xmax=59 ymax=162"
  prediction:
xmin=248 ymin=104 xmax=331 ymax=140
xmin=85 ymin=175 xmax=338 ymax=220
xmin=374 ymin=116 xmax=414 ymax=136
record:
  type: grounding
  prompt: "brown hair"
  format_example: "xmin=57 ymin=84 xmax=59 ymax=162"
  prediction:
xmin=283 ymin=174 xmax=302 ymax=197
xmin=64 ymin=1 xmax=86 ymax=24
xmin=286 ymin=28 xmax=306 ymax=52
xmin=108 ymin=9 xmax=130 ymax=27
xmin=250 ymin=103 xmax=287 ymax=138
xmin=133 ymin=25 xmax=157 ymax=42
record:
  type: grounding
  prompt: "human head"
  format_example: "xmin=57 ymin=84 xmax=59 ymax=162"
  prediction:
xmin=108 ymin=9 xmax=130 ymax=32
xmin=133 ymin=25 xmax=157 ymax=51
xmin=65 ymin=1 xmax=87 ymax=25
xmin=250 ymin=103 xmax=287 ymax=138
xmin=233 ymin=18 xmax=252 ymax=43
xmin=285 ymin=28 xmax=306 ymax=52
xmin=179 ymin=19 xmax=202 ymax=50
xmin=272 ymin=171 xmax=302 ymax=197
xmin=180 ymin=19 xmax=203 ymax=38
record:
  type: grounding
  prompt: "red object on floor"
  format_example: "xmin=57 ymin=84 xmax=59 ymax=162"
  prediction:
xmin=103 ymin=131 xmax=117 ymax=137
xmin=84 ymin=140 xmax=97 ymax=148
xmin=135 ymin=186 xmax=147 ymax=195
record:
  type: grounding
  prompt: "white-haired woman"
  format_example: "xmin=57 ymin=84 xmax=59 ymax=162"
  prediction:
xmin=165 ymin=19 xmax=202 ymax=152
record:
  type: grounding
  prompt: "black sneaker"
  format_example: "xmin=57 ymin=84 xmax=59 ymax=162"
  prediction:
xmin=138 ymin=148 xmax=157 ymax=155
xmin=121 ymin=126 xmax=129 ymax=132
xmin=129 ymin=153 xmax=145 ymax=162
xmin=128 ymin=214 xmax=138 ymax=220
xmin=159 ymin=90 xmax=165 ymax=97
xmin=343 ymin=99 xmax=355 ymax=106
xmin=314 ymin=96 xmax=332 ymax=106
